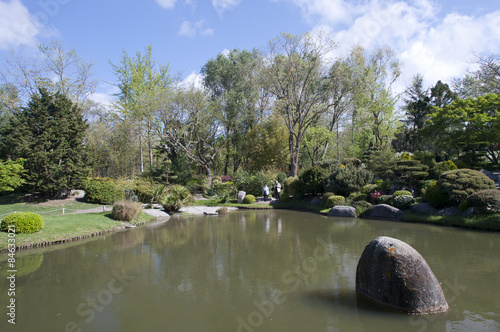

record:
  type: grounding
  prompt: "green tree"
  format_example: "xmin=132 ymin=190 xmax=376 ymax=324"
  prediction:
xmin=159 ymin=86 xmax=223 ymax=185
xmin=423 ymin=93 xmax=500 ymax=165
xmin=201 ymin=49 xmax=264 ymax=175
xmin=0 ymin=89 xmax=89 ymax=195
xmin=242 ymin=115 xmax=290 ymax=172
xmin=0 ymin=158 xmax=26 ymax=192
xmin=263 ymin=32 xmax=337 ymax=176
xmin=110 ymin=45 xmax=172 ymax=173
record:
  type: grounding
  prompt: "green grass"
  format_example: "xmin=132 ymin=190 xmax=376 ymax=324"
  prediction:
xmin=0 ymin=211 xmax=156 ymax=251
xmin=0 ymin=193 xmax=106 ymax=216
xmin=402 ymin=211 xmax=500 ymax=231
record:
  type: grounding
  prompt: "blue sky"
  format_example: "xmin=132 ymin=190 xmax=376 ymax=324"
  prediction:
xmin=1 ymin=0 xmax=499 ymax=105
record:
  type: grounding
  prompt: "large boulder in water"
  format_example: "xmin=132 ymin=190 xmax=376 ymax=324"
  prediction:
xmin=356 ymin=236 xmax=448 ymax=314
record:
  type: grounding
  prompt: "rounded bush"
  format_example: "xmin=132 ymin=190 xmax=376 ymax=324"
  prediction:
xmin=324 ymin=195 xmax=346 ymax=209
xmin=298 ymin=166 xmax=328 ymax=196
xmin=392 ymin=190 xmax=413 ymax=197
xmin=349 ymin=192 xmax=368 ymax=203
xmin=392 ymin=195 xmax=415 ymax=210
xmin=439 ymin=169 xmax=496 ymax=204
xmin=425 ymin=181 xmax=449 ymax=208
xmin=83 ymin=178 xmax=124 ymax=205
xmin=466 ymin=189 xmax=500 ymax=214
xmin=321 ymin=192 xmax=335 ymax=209
xmin=323 ymin=166 xmax=373 ymax=197
xmin=112 ymin=200 xmax=142 ymax=221
xmin=281 ymin=177 xmax=300 ymax=201
xmin=1 ymin=212 xmax=44 ymax=234
xmin=243 ymin=194 xmax=256 ymax=204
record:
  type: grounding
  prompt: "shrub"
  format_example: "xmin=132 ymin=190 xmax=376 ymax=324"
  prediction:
xmin=348 ymin=192 xmax=368 ymax=203
xmin=323 ymin=166 xmax=373 ymax=197
xmin=243 ymin=194 xmax=256 ymax=204
xmin=298 ymin=166 xmax=328 ymax=196
xmin=281 ymin=177 xmax=300 ymax=201
xmin=424 ymin=180 xmax=449 ymax=208
xmin=392 ymin=195 xmax=414 ymax=210
xmin=323 ymin=195 xmax=346 ymax=209
xmin=466 ymin=189 xmax=500 ymax=214
xmin=321 ymin=192 xmax=335 ymax=208
xmin=438 ymin=169 xmax=496 ymax=204
xmin=392 ymin=190 xmax=413 ymax=197
xmin=377 ymin=195 xmax=393 ymax=205
xmin=185 ymin=176 xmax=210 ymax=194
xmin=1 ymin=212 xmax=44 ymax=234
xmin=216 ymin=206 xmax=229 ymax=214
xmin=83 ymin=178 xmax=124 ymax=205
xmin=208 ymin=181 xmax=238 ymax=203
xmin=160 ymin=185 xmax=193 ymax=213
xmin=134 ymin=179 xmax=155 ymax=203
xmin=234 ymin=170 xmax=273 ymax=197
xmin=112 ymin=200 xmax=142 ymax=221
xmin=362 ymin=184 xmax=379 ymax=194
xmin=351 ymin=201 xmax=372 ymax=215
xmin=370 ymin=190 xmax=385 ymax=203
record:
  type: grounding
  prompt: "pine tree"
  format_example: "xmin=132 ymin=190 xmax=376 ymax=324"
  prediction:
xmin=0 ymin=88 xmax=89 ymax=196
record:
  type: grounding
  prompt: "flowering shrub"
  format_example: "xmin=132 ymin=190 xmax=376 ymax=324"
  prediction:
xmin=370 ymin=190 xmax=385 ymax=203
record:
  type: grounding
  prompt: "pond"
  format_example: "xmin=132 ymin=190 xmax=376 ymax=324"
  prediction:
xmin=1 ymin=209 xmax=499 ymax=332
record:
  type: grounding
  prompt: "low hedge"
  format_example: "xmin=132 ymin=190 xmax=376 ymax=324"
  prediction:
xmin=1 ymin=212 xmax=44 ymax=234
xmin=243 ymin=194 xmax=256 ymax=204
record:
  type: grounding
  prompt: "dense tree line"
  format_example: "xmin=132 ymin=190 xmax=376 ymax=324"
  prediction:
xmin=0 ymin=36 xmax=498 ymax=195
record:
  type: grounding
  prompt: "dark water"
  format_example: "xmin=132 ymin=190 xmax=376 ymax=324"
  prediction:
xmin=1 ymin=210 xmax=499 ymax=332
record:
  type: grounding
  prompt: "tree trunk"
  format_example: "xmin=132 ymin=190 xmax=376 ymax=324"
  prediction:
xmin=148 ymin=121 xmax=153 ymax=168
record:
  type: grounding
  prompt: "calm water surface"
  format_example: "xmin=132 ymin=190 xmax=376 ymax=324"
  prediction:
xmin=1 ymin=210 xmax=499 ymax=332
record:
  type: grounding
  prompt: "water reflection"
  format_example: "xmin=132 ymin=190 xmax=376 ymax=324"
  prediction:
xmin=0 ymin=210 xmax=499 ymax=332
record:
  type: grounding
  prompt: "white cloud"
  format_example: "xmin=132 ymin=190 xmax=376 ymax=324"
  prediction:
xmin=178 ymin=20 xmax=214 ymax=37
xmin=288 ymin=0 xmax=500 ymax=95
xmin=212 ymin=0 xmax=241 ymax=15
xmin=176 ymin=71 xmax=205 ymax=90
xmin=155 ymin=0 xmax=177 ymax=9
xmin=89 ymin=83 xmax=119 ymax=107
xmin=0 ymin=0 xmax=44 ymax=50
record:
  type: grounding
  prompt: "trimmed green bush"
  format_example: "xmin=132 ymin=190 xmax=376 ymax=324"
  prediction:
xmin=321 ymin=192 xmax=335 ymax=209
xmin=323 ymin=166 xmax=373 ymax=197
xmin=112 ymin=200 xmax=142 ymax=221
xmin=281 ymin=177 xmax=300 ymax=201
xmin=466 ymin=189 xmax=500 ymax=214
xmin=297 ymin=166 xmax=328 ymax=196
xmin=83 ymin=178 xmax=124 ymax=205
xmin=392 ymin=190 xmax=413 ymax=197
xmin=1 ymin=212 xmax=44 ymax=234
xmin=424 ymin=180 xmax=448 ymax=208
xmin=160 ymin=184 xmax=193 ymax=213
xmin=349 ymin=192 xmax=368 ymax=202
xmin=439 ymin=169 xmax=496 ymax=204
xmin=324 ymin=195 xmax=346 ymax=209
xmin=243 ymin=194 xmax=256 ymax=204
xmin=392 ymin=195 xmax=414 ymax=210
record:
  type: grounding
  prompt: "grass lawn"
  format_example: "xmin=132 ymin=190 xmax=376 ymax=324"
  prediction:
xmin=0 ymin=210 xmax=156 ymax=251
xmin=0 ymin=193 xmax=107 ymax=217
xmin=402 ymin=211 xmax=500 ymax=232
